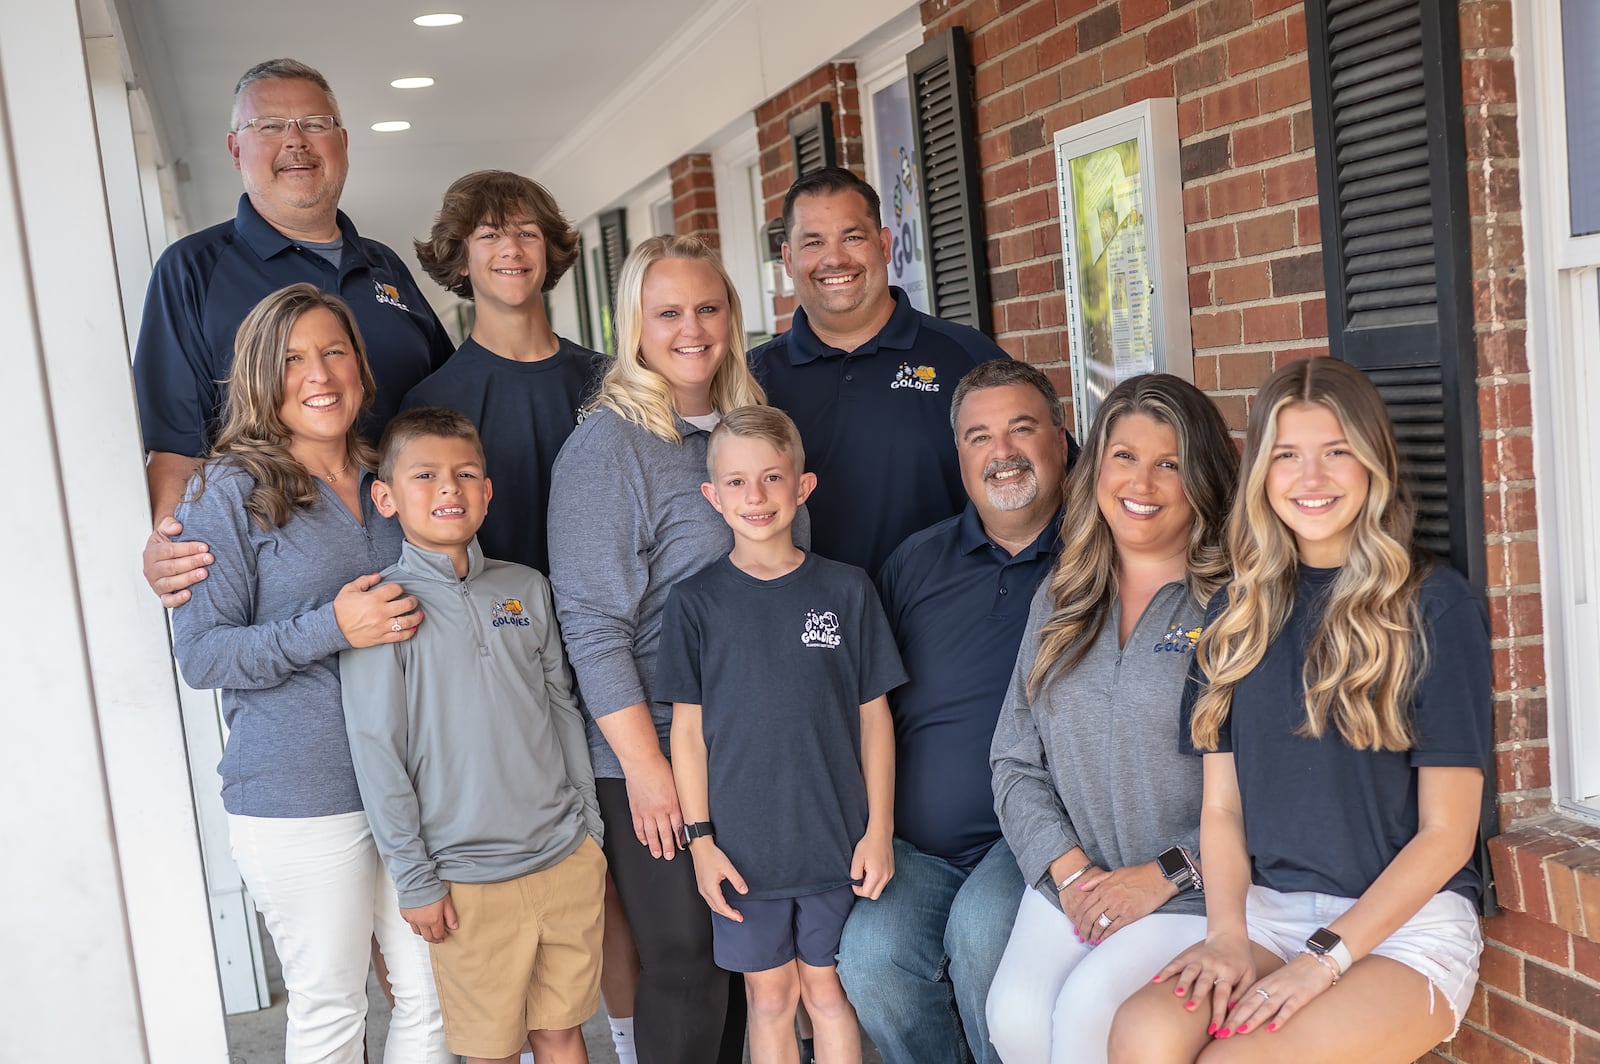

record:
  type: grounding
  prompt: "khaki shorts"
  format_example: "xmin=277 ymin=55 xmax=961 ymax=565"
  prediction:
xmin=429 ymin=836 xmax=606 ymax=1058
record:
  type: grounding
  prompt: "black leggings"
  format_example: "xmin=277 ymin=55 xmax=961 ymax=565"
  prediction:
xmin=598 ymin=777 xmax=747 ymax=1064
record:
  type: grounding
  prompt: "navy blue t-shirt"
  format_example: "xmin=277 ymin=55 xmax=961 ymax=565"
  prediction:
xmin=1181 ymin=563 xmax=1492 ymax=903
xmin=654 ymin=553 xmax=908 ymax=897
xmin=134 ymin=194 xmax=454 ymax=456
xmin=877 ymin=504 xmax=1063 ymax=867
xmin=750 ymin=288 xmax=1008 ymax=575
xmin=401 ymin=337 xmax=606 ymax=574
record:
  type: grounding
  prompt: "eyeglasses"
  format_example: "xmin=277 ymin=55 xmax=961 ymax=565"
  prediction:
xmin=233 ymin=115 xmax=342 ymax=138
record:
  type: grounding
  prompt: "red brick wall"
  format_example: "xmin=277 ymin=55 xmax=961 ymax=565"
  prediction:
xmin=669 ymin=153 xmax=721 ymax=250
xmin=912 ymin=0 xmax=1598 ymax=1059
xmin=921 ymin=0 xmax=1324 ymax=432
xmin=754 ymin=62 xmax=864 ymax=331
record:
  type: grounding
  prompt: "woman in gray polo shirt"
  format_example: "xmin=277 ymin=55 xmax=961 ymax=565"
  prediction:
xmin=987 ymin=375 xmax=1236 ymax=1064
xmin=170 ymin=284 xmax=450 ymax=1064
xmin=549 ymin=235 xmax=778 ymax=1064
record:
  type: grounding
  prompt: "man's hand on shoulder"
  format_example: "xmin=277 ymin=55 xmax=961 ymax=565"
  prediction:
xmin=144 ymin=516 xmax=212 ymax=607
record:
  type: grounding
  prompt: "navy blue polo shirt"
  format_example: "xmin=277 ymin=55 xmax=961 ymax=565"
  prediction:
xmin=134 ymin=194 xmax=455 ymax=456
xmin=750 ymin=288 xmax=1008 ymax=575
xmin=876 ymin=503 xmax=1064 ymax=868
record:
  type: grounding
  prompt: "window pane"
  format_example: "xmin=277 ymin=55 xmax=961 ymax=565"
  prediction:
xmin=1563 ymin=0 xmax=1600 ymax=235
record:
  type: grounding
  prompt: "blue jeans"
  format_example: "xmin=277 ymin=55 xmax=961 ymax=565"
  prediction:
xmin=837 ymin=837 xmax=1024 ymax=1064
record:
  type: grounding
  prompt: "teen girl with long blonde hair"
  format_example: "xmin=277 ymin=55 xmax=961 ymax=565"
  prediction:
xmin=1109 ymin=357 xmax=1490 ymax=1064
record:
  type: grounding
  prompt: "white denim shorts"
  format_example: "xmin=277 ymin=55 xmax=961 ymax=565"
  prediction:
xmin=1244 ymin=884 xmax=1483 ymax=1033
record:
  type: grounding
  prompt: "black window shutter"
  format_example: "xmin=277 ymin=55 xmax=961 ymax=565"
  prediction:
xmin=1306 ymin=0 xmax=1483 ymax=586
xmin=908 ymin=27 xmax=992 ymax=333
xmin=597 ymin=208 xmax=629 ymax=312
xmin=789 ymin=104 xmax=837 ymax=177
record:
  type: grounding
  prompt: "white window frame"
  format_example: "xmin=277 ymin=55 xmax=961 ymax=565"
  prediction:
xmin=711 ymin=118 xmax=775 ymax=337
xmin=1516 ymin=0 xmax=1600 ymax=814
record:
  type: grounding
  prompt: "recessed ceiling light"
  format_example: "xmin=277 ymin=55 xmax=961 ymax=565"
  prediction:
xmin=371 ymin=121 xmax=412 ymax=133
xmin=390 ymin=77 xmax=435 ymax=89
xmin=413 ymin=13 xmax=462 ymax=26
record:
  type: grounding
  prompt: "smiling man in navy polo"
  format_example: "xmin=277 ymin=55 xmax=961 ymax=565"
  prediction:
xmin=136 ymin=58 xmax=453 ymax=604
xmin=837 ymin=359 xmax=1077 ymax=1064
xmin=750 ymin=167 xmax=1009 ymax=575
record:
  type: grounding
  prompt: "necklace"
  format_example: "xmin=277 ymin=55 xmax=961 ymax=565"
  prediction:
xmin=309 ymin=458 xmax=352 ymax=483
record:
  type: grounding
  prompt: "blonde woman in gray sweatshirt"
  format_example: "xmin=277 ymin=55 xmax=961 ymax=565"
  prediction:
xmin=986 ymin=375 xmax=1236 ymax=1064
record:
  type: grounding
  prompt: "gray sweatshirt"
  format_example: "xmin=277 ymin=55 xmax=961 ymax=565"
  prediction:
xmin=340 ymin=538 xmax=601 ymax=908
xmin=990 ymin=580 xmax=1206 ymax=916
xmin=172 ymin=463 xmax=403 ymax=818
xmin=547 ymin=408 xmax=808 ymax=778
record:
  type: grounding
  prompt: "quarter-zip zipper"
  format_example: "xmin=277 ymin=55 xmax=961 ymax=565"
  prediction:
xmin=459 ymin=576 xmax=489 ymax=657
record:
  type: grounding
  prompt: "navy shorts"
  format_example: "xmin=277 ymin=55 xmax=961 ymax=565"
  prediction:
xmin=711 ymin=884 xmax=857 ymax=973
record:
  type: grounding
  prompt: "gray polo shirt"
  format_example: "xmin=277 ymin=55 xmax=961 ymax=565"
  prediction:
xmin=990 ymin=580 xmax=1207 ymax=916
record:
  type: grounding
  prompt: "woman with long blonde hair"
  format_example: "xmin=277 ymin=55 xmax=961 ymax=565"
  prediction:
xmin=170 ymin=284 xmax=450 ymax=1063
xmin=548 ymin=235 xmax=786 ymax=1064
xmin=1110 ymin=357 xmax=1490 ymax=1064
xmin=986 ymin=374 xmax=1235 ymax=1063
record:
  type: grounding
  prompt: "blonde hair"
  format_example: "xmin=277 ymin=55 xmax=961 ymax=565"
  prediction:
xmin=706 ymin=405 xmax=806 ymax=478
xmin=586 ymin=235 xmax=766 ymax=442
xmin=1189 ymin=357 xmax=1428 ymax=752
xmin=1027 ymin=375 xmax=1236 ymax=697
xmin=195 ymin=284 xmax=377 ymax=530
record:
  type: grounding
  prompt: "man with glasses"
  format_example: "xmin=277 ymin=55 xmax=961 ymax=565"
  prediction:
xmin=136 ymin=58 xmax=453 ymax=604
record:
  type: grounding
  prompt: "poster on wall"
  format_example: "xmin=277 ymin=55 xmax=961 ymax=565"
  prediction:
xmin=871 ymin=78 xmax=932 ymax=312
xmin=1055 ymin=99 xmax=1192 ymax=439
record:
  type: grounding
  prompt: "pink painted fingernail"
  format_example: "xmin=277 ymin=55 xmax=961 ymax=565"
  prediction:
xmin=1185 ymin=1002 xmax=1197 ymax=1011
xmin=1237 ymin=1024 xmax=1249 ymax=1034
xmin=1152 ymin=975 xmax=1162 ymax=983
xmin=1228 ymin=1000 xmax=1237 ymax=1010
xmin=1216 ymin=1028 xmax=1231 ymax=1039
xmin=1175 ymin=986 xmax=1186 ymax=995
xmin=1267 ymin=1023 xmax=1278 ymax=1032
xmin=1207 ymin=1023 xmax=1218 ymax=1036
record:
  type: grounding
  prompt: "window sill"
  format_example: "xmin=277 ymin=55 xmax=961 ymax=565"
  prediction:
xmin=1488 ymin=813 xmax=1600 ymax=942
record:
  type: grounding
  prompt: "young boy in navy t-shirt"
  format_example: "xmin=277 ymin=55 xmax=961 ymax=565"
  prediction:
xmin=655 ymin=406 xmax=904 ymax=1064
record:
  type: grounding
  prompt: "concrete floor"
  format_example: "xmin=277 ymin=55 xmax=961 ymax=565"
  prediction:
xmin=225 ymin=917 xmax=885 ymax=1063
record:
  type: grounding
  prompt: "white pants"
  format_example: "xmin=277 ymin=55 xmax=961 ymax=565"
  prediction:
xmin=987 ymin=887 xmax=1207 ymax=1064
xmin=228 ymin=811 xmax=453 ymax=1064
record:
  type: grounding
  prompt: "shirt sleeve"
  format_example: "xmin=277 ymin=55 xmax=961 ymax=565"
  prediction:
xmin=339 ymin=642 xmax=445 ymax=908
xmin=650 ymin=586 xmax=703 ymax=707
xmin=169 ymin=469 xmax=350 ymax=691
xmin=1408 ymin=588 xmax=1493 ymax=770
xmin=132 ymin=248 xmax=217 ymax=456
xmin=535 ymin=577 xmax=603 ymax=843
xmin=989 ymin=586 xmax=1079 ymax=900
xmin=547 ymin=421 xmax=652 ymax=716
xmin=855 ymin=575 xmax=908 ymax=702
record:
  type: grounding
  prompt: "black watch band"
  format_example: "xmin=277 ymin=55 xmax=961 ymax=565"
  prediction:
xmin=677 ymin=821 xmax=715 ymax=847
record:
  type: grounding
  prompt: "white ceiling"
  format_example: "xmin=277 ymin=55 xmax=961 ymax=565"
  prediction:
xmin=128 ymin=0 xmax=714 ymax=310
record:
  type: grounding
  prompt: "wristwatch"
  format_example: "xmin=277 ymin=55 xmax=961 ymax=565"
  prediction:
xmin=1304 ymin=926 xmax=1354 ymax=976
xmin=677 ymin=821 xmax=716 ymax=848
xmin=1156 ymin=846 xmax=1203 ymax=893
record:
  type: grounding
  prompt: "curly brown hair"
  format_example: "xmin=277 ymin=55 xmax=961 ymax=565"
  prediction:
xmin=414 ymin=170 xmax=579 ymax=298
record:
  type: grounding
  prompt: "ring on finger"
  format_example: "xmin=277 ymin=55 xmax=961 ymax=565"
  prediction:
xmin=1096 ymin=912 xmax=1113 ymax=928
xmin=391 ymin=620 xmax=403 ymax=632
xmin=1255 ymin=987 xmax=1271 ymax=1001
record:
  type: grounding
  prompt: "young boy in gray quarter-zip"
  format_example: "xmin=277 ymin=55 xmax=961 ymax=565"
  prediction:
xmin=341 ymin=407 xmax=604 ymax=1064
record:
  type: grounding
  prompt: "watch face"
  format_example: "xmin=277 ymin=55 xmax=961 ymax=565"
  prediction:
xmin=1157 ymin=848 xmax=1188 ymax=879
xmin=1307 ymin=927 xmax=1341 ymax=953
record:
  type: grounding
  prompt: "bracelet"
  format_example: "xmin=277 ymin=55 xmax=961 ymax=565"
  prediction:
xmin=1055 ymin=861 xmax=1094 ymax=893
xmin=1301 ymin=949 xmax=1341 ymax=985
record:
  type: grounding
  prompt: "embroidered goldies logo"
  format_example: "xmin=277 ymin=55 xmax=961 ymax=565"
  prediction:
xmin=374 ymin=280 xmax=410 ymax=310
xmin=1153 ymin=623 xmax=1203 ymax=654
xmin=890 ymin=364 xmax=940 ymax=392
xmin=802 ymin=609 xmax=842 ymax=649
xmin=492 ymin=598 xmax=531 ymax=628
